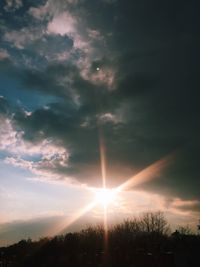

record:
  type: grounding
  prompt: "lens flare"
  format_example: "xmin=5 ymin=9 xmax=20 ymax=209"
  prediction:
xmin=94 ymin=188 xmax=117 ymax=207
xmin=44 ymin=151 xmax=174 ymax=239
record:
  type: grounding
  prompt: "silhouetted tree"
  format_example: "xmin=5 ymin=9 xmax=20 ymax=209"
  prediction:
xmin=197 ymin=219 xmax=200 ymax=232
xmin=140 ymin=211 xmax=170 ymax=235
xmin=177 ymin=225 xmax=192 ymax=235
xmin=1 ymin=212 xmax=200 ymax=267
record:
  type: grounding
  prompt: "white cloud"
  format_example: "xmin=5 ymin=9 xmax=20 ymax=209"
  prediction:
xmin=5 ymin=157 xmax=33 ymax=170
xmin=4 ymin=136 xmax=70 ymax=178
xmin=47 ymin=12 xmax=77 ymax=37
xmin=29 ymin=1 xmax=102 ymax=51
xmin=47 ymin=11 xmax=90 ymax=52
xmin=4 ymin=142 xmax=70 ymax=184
xmin=5 ymin=155 xmax=72 ymax=186
xmin=98 ymin=113 xmax=121 ymax=124
xmin=28 ymin=2 xmax=51 ymax=20
xmin=0 ymin=115 xmax=70 ymax=183
xmin=0 ymin=116 xmax=18 ymax=151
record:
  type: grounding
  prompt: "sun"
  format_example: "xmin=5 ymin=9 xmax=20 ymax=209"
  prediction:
xmin=94 ymin=188 xmax=117 ymax=207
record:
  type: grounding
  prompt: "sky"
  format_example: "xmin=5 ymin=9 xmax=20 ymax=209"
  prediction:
xmin=0 ymin=0 xmax=200 ymax=246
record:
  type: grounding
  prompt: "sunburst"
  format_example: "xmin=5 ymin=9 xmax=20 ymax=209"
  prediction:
xmin=46 ymin=138 xmax=174 ymax=239
xmin=90 ymin=187 xmax=117 ymax=207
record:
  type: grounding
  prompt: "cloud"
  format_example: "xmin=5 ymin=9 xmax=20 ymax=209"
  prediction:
xmin=97 ymin=112 xmax=121 ymax=124
xmin=32 ymin=35 xmax=74 ymax=62
xmin=4 ymin=132 xmax=70 ymax=183
xmin=0 ymin=0 xmax=200 ymax=212
xmin=0 ymin=49 xmax=9 ymax=60
xmin=4 ymin=27 xmax=44 ymax=50
xmin=0 ymin=53 xmax=199 ymax=201
xmin=28 ymin=0 xmax=79 ymax=21
xmin=0 ymin=191 xmax=199 ymax=246
xmin=0 ymin=108 xmax=70 ymax=184
xmin=28 ymin=1 xmax=51 ymax=20
xmin=84 ymin=65 xmax=116 ymax=89
xmin=47 ymin=11 xmax=92 ymax=55
xmin=2 ymin=0 xmax=112 ymax=88
xmin=46 ymin=9 xmax=106 ymax=61
xmin=4 ymin=0 xmax=23 ymax=12
xmin=171 ymin=199 xmax=200 ymax=214
xmin=47 ymin=12 xmax=77 ymax=37
xmin=0 ymin=115 xmax=19 ymax=151
xmin=0 ymin=215 xmax=63 ymax=246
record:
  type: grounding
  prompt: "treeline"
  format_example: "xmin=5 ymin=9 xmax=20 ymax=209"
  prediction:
xmin=0 ymin=212 xmax=200 ymax=267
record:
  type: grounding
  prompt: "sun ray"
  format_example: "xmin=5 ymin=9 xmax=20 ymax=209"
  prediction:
xmin=99 ymin=133 xmax=107 ymax=189
xmin=116 ymin=154 xmax=174 ymax=192
xmin=94 ymin=188 xmax=117 ymax=206
xmin=98 ymin=128 xmax=110 ymax=259
xmin=45 ymin=151 xmax=175 ymax=242
xmin=46 ymin=201 xmax=97 ymax=237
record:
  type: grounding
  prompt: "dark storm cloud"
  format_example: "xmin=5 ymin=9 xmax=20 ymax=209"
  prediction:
xmin=0 ymin=0 xmax=200 ymax=206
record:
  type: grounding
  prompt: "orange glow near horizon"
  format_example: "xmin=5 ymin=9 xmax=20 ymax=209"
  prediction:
xmin=45 ymin=152 xmax=174 ymax=238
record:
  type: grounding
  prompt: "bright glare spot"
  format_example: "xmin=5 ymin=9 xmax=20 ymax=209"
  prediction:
xmin=96 ymin=67 xmax=100 ymax=71
xmin=94 ymin=188 xmax=117 ymax=207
